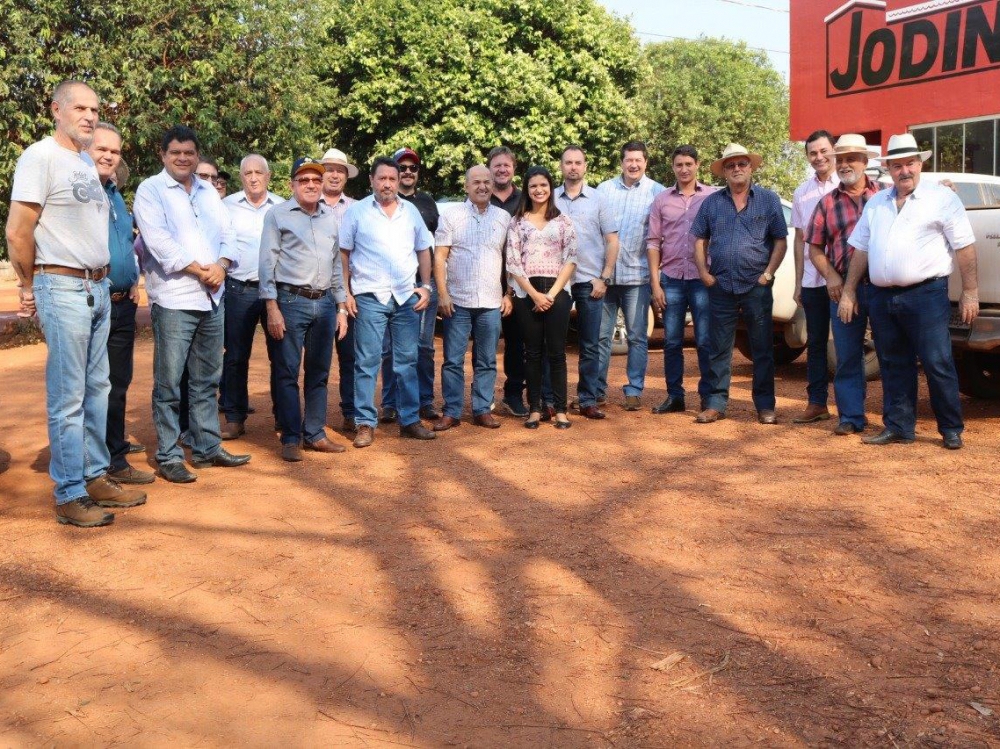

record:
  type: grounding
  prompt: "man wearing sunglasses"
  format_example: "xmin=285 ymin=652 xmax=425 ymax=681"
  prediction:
xmin=378 ymin=148 xmax=442 ymax=424
xmin=691 ymin=143 xmax=788 ymax=426
xmin=195 ymin=159 xmax=229 ymax=200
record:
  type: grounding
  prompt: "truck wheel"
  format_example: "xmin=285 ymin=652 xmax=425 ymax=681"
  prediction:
xmin=956 ymin=351 xmax=1000 ymax=400
xmin=735 ymin=332 xmax=804 ymax=365
xmin=826 ymin=328 xmax=880 ymax=381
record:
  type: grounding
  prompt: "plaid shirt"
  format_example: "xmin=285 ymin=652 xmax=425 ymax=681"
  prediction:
xmin=596 ymin=174 xmax=665 ymax=285
xmin=434 ymin=200 xmax=511 ymax=309
xmin=802 ymin=178 xmax=880 ymax=277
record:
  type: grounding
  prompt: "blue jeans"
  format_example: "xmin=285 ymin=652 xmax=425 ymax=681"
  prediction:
xmin=382 ymin=281 xmax=437 ymax=410
xmin=34 ymin=273 xmax=112 ymax=504
xmin=705 ymin=283 xmax=775 ymax=412
xmin=151 ymin=302 xmax=224 ymax=465
xmin=599 ymin=284 xmax=651 ymax=398
xmin=572 ymin=283 xmax=604 ymax=408
xmin=830 ymin=282 xmax=870 ymax=429
xmin=354 ymin=293 xmax=420 ymax=427
xmin=220 ymin=278 xmax=275 ymax=423
xmin=869 ymin=278 xmax=962 ymax=438
xmin=661 ymin=274 xmax=711 ymax=403
xmin=272 ymin=290 xmax=336 ymax=445
xmin=441 ymin=306 xmax=502 ymax=417
xmin=801 ymin=285 xmax=830 ymax=407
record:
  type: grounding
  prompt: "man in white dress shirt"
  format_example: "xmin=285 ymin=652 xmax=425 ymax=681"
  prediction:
xmin=133 ymin=125 xmax=251 ymax=482
xmin=839 ymin=133 xmax=979 ymax=450
xmin=340 ymin=157 xmax=435 ymax=448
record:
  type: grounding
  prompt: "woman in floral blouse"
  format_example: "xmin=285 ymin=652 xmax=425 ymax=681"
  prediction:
xmin=506 ymin=166 xmax=578 ymax=429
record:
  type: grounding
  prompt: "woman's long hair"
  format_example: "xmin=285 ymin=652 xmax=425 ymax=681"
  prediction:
xmin=514 ymin=165 xmax=561 ymax=221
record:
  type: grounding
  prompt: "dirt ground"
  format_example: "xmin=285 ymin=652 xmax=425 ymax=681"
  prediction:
xmin=1 ymin=330 xmax=999 ymax=748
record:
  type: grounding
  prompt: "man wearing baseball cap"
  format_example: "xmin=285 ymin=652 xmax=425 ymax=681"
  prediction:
xmin=691 ymin=142 xmax=788 ymax=425
xmin=379 ymin=147 xmax=442 ymax=423
xmin=259 ymin=157 xmax=350 ymax=461
xmin=839 ymin=133 xmax=979 ymax=449
xmin=321 ymin=147 xmax=362 ymax=433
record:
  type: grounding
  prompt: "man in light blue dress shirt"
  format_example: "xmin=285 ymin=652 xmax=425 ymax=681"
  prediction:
xmin=340 ymin=157 xmax=436 ymax=448
xmin=133 ymin=125 xmax=251 ymax=483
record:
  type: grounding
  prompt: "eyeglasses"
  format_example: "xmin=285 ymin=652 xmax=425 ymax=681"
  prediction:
xmin=295 ymin=176 xmax=323 ymax=185
xmin=723 ymin=160 xmax=751 ymax=171
xmin=398 ymin=164 xmax=419 ymax=174
xmin=196 ymin=172 xmax=223 ymax=184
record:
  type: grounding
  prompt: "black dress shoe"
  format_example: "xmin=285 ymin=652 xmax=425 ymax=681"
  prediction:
xmin=128 ymin=441 xmax=146 ymax=454
xmin=554 ymin=418 xmax=572 ymax=429
xmin=942 ymin=432 xmax=963 ymax=450
xmin=523 ymin=417 xmax=541 ymax=430
xmin=833 ymin=422 xmax=862 ymax=436
xmin=379 ymin=408 xmax=399 ymax=424
xmin=419 ymin=405 xmax=441 ymax=421
xmin=190 ymin=448 xmax=252 ymax=468
xmin=651 ymin=397 xmax=686 ymax=414
xmin=862 ymin=429 xmax=914 ymax=446
xmin=159 ymin=461 xmax=197 ymax=483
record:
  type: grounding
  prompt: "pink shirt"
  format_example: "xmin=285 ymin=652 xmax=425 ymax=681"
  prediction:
xmin=647 ymin=182 xmax=717 ymax=280
xmin=505 ymin=214 xmax=578 ymax=296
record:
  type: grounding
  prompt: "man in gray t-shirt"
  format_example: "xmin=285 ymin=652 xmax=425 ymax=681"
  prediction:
xmin=5 ymin=80 xmax=146 ymax=528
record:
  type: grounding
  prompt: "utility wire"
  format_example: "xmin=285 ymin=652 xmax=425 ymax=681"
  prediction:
xmin=707 ymin=0 xmax=789 ymax=12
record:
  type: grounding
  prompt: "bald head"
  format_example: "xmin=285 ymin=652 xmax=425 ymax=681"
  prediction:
xmin=51 ymin=81 xmax=99 ymax=151
xmin=465 ymin=164 xmax=493 ymax=209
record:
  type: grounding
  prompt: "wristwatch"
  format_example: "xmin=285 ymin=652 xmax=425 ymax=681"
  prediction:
xmin=602 ymin=276 xmax=613 ymax=285
xmin=419 ymin=283 xmax=432 ymax=291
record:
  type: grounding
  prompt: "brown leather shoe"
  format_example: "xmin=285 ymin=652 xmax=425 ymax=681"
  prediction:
xmin=695 ymin=408 xmax=726 ymax=424
xmin=792 ymin=404 xmax=831 ymax=424
xmin=304 ymin=438 xmax=346 ymax=453
xmin=281 ymin=443 xmax=304 ymax=462
xmin=353 ymin=425 xmax=375 ymax=448
xmin=56 ymin=497 xmax=114 ymax=527
xmin=833 ymin=422 xmax=862 ymax=436
xmin=623 ymin=395 xmax=642 ymax=411
xmin=400 ymin=422 xmax=436 ymax=440
xmin=579 ymin=405 xmax=606 ymax=420
xmin=758 ymin=409 xmax=778 ymax=425
xmin=473 ymin=413 xmax=502 ymax=428
xmin=86 ymin=474 xmax=147 ymax=508
xmin=108 ymin=465 xmax=156 ymax=485
xmin=221 ymin=421 xmax=246 ymax=440
xmin=433 ymin=415 xmax=462 ymax=431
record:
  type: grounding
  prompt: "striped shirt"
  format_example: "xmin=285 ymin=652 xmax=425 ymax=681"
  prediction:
xmin=555 ymin=183 xmax=618 ymax=285
xmin=647 ymin=182 xmax=717 ymax=281
xmin=791 ymin=172 xmax=839 ymax=288
xmin=802 ymin=178 xmax=880 ymax=278
xmin=596 ymin=174 xmax=665 ymax=285
xmin=340 ymin=196 xmax=434 ymax=305
xmin=434 ymin=200 xmax=511 ymax=309
xmin=505 ymin=214 xmax=578 ymax=298
xmin=322 ymin=193 xmax=356 ymax=225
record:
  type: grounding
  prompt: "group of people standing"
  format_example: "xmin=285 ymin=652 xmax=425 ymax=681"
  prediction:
xmin=5 ymin=80 xmax=980 ymax=529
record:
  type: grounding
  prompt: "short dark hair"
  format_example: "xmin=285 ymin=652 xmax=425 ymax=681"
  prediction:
xmin=514 ymin=166 xmax=561 ymax=222
xmin=561 ymin=145 xmax=586 ymax=160
xmin=487 ymin=146 xmax=516 ymax=168
xmin=805 ymin=129 xmax=835 ymax=149
xmin=370 ymin=156 xmax=400 ymax=177
xmin=620 ymin=140 xmax=648 ymax=160
xmin=161 ymin=125 xmax=200 ymax=154
xmin=671 ymin=144 xmax=699 ymax=162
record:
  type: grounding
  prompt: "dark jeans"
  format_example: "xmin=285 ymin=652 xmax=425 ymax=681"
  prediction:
xmin=336 ymin=319 xmax=356 ymax=419
xmin=513 ymin=278 xmax=572 ymax=413
xmin=869 ymin=278 xmax=962 ymax=438
xmin=106 ymin=297 xmax=137 ymax=472
xmin=801 ymin=285 xmax=830 ymax=407
xmin=830 ymin=282 xmax=870 ymax=429
xmin=502 ymin=308 xmax=554 ymax=405
xmin=272 ymin=290 xmax=336 ymax=445
xmin=220 ymin=278 xmax=276 ymax=424
xmin=705 ymin=283 xmax=775 ymax=413
xmin=571 ymin=282 xmax=603 ymax=408
xmin=661 ymin=274 xmax=711 ymax=403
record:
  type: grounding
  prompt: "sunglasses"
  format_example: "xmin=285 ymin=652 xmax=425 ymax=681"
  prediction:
xmin=723 ymin=160 xmax=751 ymax=171
xmin=196 ymin=172 xmax=223 ymax=184
xmin=399 ymin=164 xmax=419 ymax=173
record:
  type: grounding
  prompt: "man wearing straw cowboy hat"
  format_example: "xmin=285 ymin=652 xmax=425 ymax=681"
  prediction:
xmin=691 ymin=142 xmax=788 ymax=425
xmin=804 ymin=133 xmax=882 ymax=437
xmin=839 ymin=133 xmax=979 ymax=450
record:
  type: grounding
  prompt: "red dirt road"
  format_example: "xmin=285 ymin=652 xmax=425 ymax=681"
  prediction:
xmin=1 ymin=333 xmax=999 ymax=747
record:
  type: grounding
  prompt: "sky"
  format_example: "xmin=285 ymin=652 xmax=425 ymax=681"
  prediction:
xmin=596 ymin=0 xmax=791 ymax=81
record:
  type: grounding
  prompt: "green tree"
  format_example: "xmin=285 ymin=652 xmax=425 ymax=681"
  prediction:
xmin=635 ymin=37 xmax=805 ymax=197
xmin=322 ymin=0 xmax=642 ymax=198
xmin=0 ymin=0 xmax=332 ymax=256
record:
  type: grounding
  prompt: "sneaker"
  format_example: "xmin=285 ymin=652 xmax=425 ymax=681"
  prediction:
xmin=86 ymin=474 xmax=147 ymax=508
xmin=108 ymin=465 xmax=156 ymax=485
xmin=501 ymin=396 xmax=529 ymax=418
xmin=623 ymin=395 xmax=642 ymax=411
xmin=55 ymin=497 xmax=114 ymax=527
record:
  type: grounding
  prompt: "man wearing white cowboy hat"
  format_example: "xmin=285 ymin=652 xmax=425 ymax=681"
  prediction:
xmin=691 ymin=142 xmax=788 ymax=425
xmin=839 ymin=132 xmax=979 ymax=450
xmin=321 ymin=147 xmax=362 ymax=432
xmin=804 ymin=133 xmax=882 ymax=436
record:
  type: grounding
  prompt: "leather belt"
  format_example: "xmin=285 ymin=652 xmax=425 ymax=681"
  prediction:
xmin=277 ymin=282 xmax=328 ymax=300
xmin=110 ymin=291 xmax=130 ymax=302
xmin=37 ymin=264 xmax=110 ymax=282
xmin=229 ymin=278 xmax=259 ymax=288
xmin=885 ymin=276 xmax=944 ymax=291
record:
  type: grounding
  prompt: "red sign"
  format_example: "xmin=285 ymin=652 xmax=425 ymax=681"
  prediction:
xmin=826 ymin=0 xmax=1000 ymax=96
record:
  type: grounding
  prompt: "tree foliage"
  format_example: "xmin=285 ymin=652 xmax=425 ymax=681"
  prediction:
xmin=635 ymin=38 xmax=805 ymax=197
